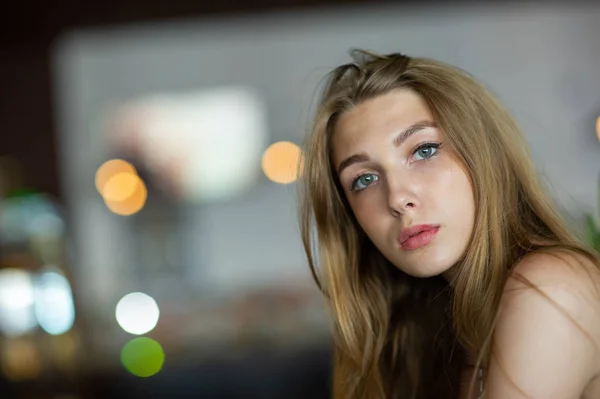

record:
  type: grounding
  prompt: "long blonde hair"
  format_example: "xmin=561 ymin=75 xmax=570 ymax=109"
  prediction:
xmin=298 ymin=50 xmax=599 ymax=398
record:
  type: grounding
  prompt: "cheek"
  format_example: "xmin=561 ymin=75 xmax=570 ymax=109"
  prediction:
xmin=442 ymin=167 xmax=475 ymax=226
xmin=429 ymin=160 xmax=474 ymax=220
xmin=352 ymin=206 xmax=374 ymax=233
xmin=349 ymin=199 xmax=386 ymax=240
xmin=436 ymin=157 xmax=471 ymax=196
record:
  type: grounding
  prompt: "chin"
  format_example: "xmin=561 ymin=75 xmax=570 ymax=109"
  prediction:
xmin=392 ymin=255 xmax=456 ymax=279
xmin=392 ymin=254 xmax=455 ymax=278
xmin=403 ymin=267 xmax=448 ymax=279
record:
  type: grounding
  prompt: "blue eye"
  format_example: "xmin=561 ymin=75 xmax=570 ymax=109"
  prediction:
xmin=351 ymin=173 xmax=378 ymax=192
xmin=413 ymin=143 xmax=440 ymax=161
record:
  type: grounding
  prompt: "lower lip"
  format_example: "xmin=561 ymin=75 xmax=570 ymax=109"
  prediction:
xmin=400 ymin=227 xmax=440 ymax=251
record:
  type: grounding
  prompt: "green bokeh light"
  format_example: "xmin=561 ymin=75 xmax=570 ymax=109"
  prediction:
xmin=121 ymin=337 xmax=165 ymax=377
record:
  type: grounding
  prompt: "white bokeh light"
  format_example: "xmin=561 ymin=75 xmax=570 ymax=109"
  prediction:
xmin=0 ymin=269 xmax=37 ymax=336
xmin=115 ymin=292 xmax=160 ymax=335
xmin=34 ymin=271 xmax=76 ymax=335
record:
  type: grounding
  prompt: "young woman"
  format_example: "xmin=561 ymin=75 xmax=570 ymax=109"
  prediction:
xmin=299 ymin=50 xmax=600 ymax=399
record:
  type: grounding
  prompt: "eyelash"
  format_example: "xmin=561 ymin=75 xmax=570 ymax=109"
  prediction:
xmin=348 ymin=141 xmax=442 ymax=192
xmin=413 ymin=141 xmax=442 ymax=160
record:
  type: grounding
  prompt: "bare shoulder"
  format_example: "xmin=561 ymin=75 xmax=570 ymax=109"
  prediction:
xmin=504 ymin=248 xmax=600 ymax=339
xmin=485 ymin=248 xmax=600 ymax=398
xmin=507 ymin=248 xmax=600 ymax=301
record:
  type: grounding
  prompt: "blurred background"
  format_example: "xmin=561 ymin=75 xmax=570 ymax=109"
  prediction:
xmin=2 ymin=0 xmax=600 ymax=398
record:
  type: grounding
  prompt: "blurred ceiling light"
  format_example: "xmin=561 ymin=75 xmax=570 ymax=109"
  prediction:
xmin=95 ymin=159 xmax=137 ymax=194
xmin=121 ymin=337 xmax=164 ymax=377
xmin=108 ymin=87 xmax=267 ymax=202
xmin=103 ymin=175 xmax=147 ymax=216
xmin=261 ymin=141 xmax=303 ymax=184
xmin=33 ymin=271 xmax=75 ymax=335
xmin=115 ymin=292 xmax=160 ymax=335
xmin=0 ymin=269 xmax=37 ymax=337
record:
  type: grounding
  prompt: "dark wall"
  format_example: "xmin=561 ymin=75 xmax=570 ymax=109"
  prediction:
xmin=0 ymin=43 xmax=56 ymax=197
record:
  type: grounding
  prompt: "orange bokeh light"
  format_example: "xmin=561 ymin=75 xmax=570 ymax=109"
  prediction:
xmin=96 ymin=159 xmax=137 ymax=194
xmin=104 ymin=175 xmax=148 ymax=216
xmin=261 ymin=141 xmax=303 ymax=184
xmin=102 ymin=172 xmax=140 ymax=202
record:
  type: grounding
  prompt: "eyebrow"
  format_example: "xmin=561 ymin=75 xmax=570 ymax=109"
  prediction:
xmin=336 ymin=120 xmax=438 ymax=176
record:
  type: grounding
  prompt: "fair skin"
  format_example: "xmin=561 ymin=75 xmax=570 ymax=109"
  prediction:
xmin=332 ymin=88 xmax=600 ymax=398
xmin=332 ymin=89 xmax=475 ymax=279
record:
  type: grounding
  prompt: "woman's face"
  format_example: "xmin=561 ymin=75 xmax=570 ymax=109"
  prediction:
xmin=332 ymin=89 xmax=475 ymax=279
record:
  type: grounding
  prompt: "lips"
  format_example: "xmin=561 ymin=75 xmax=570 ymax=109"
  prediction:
xmin=398 ymin=224 xmax=440 ymax=244
xmin=397 ymin=224 xmax=440 ymax=251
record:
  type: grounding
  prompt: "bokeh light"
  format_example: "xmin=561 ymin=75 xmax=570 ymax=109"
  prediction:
xmin=121 ymin=337 xmax=165 ymax=377
xmin=0 ymin=269 xmax=37 ymax=336
xmin=115 ymin=292 xmax=160 ymax=335
xmin=102 ymin=172 xmax=140 ymax=202
xmin=103 ymin=175 xmax=148 ymax=216
xmin=29 ymin=212 xmax=65 ymax=241
xmin=1 ymin=338 xmax=42 ymax=381
xmin=0 ymin=193 xmax=62 ymax=246
xmin=596 ymin=116 xmax=600 ymax=142
xmin=261 ymin=141 xmax=303 ymax=184
xmin=95 ymin=159 xmax=137 ymax=194
xmin=96 ymin=159 xmax=147 ymax=216
xmin=33 ymin=271 xmax=75 ymax=335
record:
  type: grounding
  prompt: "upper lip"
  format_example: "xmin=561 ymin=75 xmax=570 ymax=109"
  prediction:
xmin=398 ymin=224 xmax=439 ymax=244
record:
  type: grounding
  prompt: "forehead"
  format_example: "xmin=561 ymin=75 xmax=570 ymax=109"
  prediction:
xmin=331 ymin=89 xmax=433 ymax=160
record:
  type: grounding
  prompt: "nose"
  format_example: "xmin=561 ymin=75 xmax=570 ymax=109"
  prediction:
xmin=387 ymin=175 xmax=418 ymax=217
